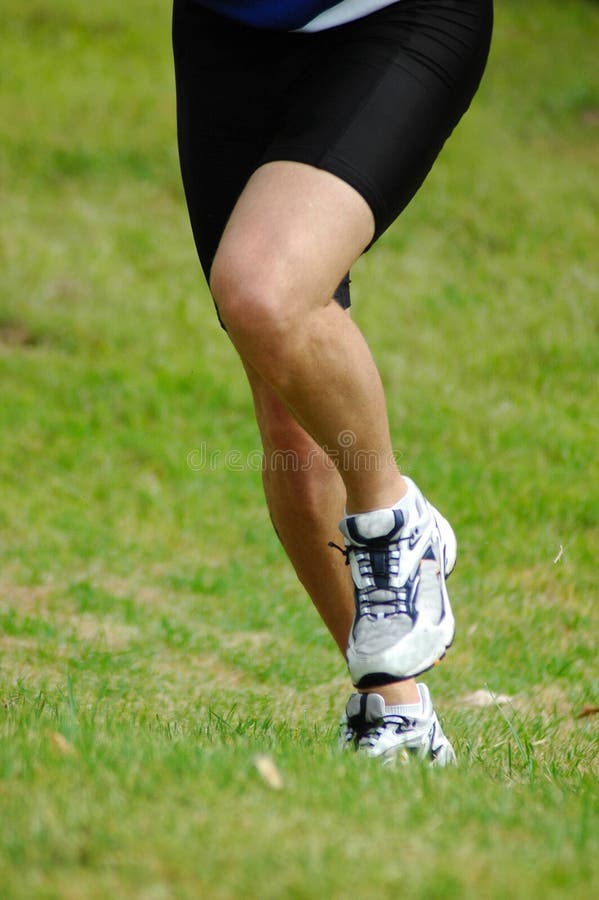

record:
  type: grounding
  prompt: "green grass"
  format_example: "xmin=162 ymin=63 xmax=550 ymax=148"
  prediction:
xmin=1 ymin=0 xmax=598 ymax=897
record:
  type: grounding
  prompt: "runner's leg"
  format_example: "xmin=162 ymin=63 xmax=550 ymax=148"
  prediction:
xmin=210 ymin=160 xmax=407 ymax=516
xmin=244 ymin=360 xmax=421 ymax=705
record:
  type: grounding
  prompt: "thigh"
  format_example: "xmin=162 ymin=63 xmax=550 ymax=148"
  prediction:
xmin=172 ymin=0 xmax=352 ymax=310
xmin=263 ymin=0 xmax=494 ymax=241
xmin=211 ymin=160 xmax=374 ymax=315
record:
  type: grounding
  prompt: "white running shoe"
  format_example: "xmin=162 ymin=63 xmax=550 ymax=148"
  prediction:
xmin=339 ymin=477 xmax=456 ymax=686
xmin=341 ymin=683 xmax=456 ymax=767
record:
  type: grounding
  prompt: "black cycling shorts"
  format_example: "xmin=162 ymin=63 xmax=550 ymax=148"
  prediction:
xmin=173 ymin=0 xmax=493 ymax=312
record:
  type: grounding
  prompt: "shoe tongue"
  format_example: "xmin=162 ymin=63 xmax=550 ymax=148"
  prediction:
xmin=347 ymin=692 xmax=386 ymax=723
xmin=342 ymin=508 xmax=404 ymax=544
xmin=363 ymin=693 xmax=386 ymax=721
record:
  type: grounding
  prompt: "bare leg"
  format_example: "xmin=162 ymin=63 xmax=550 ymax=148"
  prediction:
xmin=244 ymin=361 xmax=420 ymax=705
xmin=210 ymin=162 xmax=406 ymax=515
xmin=211 ymin=160 xmax=423 ymax=703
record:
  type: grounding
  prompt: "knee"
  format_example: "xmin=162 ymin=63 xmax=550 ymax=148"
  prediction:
xmin=209 ymin=252 xmax=296 ymax=362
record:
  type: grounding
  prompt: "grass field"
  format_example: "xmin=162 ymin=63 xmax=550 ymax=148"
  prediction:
xmin=1 ymin=1 xmax=598 ymax=897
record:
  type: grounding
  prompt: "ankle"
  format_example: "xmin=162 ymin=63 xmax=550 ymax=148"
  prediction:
xmin=359 ymin=680 xmax=420 ymax=706
xmin=345 ymin=473 xmax=408 ymax=516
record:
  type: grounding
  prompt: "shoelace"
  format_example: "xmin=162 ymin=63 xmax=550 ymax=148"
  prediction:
xmin=344 ymin=711 xmax=419 ymax=750
xmin=329 ymin=539 xmax=415 ymax=619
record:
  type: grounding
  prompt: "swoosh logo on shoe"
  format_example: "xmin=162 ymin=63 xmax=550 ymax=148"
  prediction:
xmin=407 ymin=528 xmax=421 ymax=550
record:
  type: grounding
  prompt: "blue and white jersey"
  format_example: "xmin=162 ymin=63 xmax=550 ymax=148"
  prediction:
xmin=194 ymin=0 xmax=399 ymax=32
